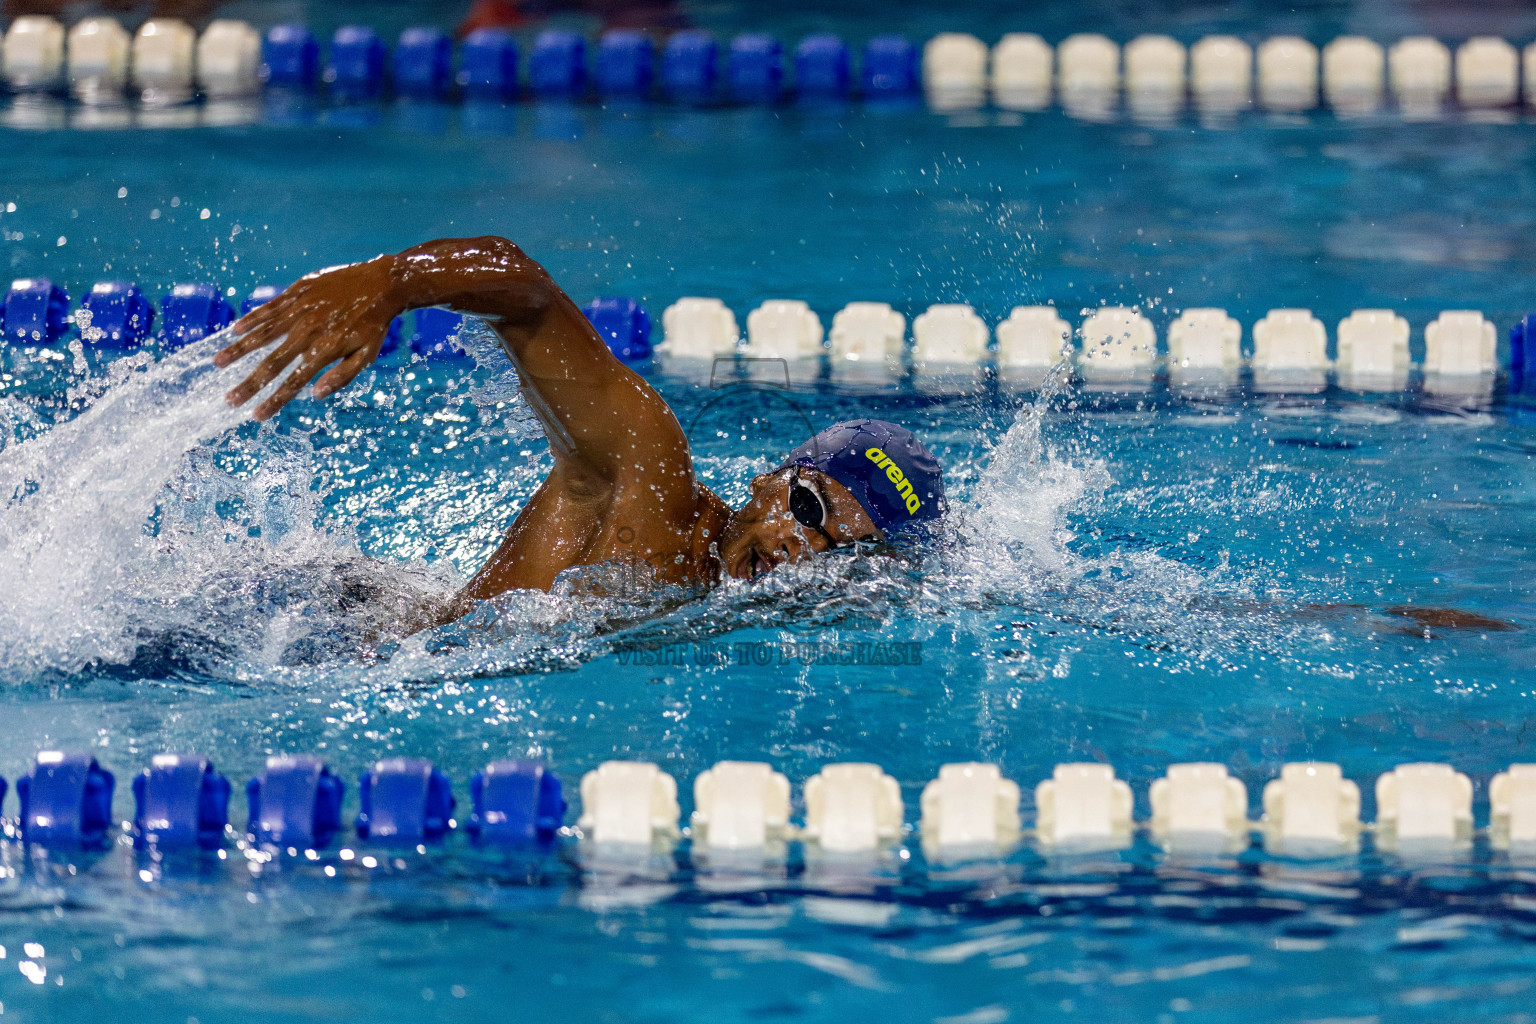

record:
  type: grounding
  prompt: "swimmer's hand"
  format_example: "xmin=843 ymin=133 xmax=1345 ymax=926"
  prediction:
xmin=214 ymin=255 xmax=401 ymax=420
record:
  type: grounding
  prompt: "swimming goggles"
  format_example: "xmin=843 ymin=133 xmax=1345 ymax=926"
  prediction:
xmin=788 ymin=472 xmax=845 ymax=549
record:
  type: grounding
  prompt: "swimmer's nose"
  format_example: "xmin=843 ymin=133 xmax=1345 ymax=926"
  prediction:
xmin=777 ymin=533 xmax=810 ymax=563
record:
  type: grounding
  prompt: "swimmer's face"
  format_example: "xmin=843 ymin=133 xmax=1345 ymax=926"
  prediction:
xmin=718 ymin=467 xmax=883 ymax=580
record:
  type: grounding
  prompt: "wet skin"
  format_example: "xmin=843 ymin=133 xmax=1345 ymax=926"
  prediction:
xmin=214 ymin=237 xmax=881 ymax=625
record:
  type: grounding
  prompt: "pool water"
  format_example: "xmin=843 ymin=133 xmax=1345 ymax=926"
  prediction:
xmin=3 ymin=2 xmax=1536 ymax=1022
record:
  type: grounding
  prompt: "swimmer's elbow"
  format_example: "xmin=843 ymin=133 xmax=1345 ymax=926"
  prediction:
xmin=397 ymin=236 xmax=561 ymax=320
xmin=467 ymin=236 xmax=547 ymax=280
xmin=470 ymin=234 xmax=526 ymax=261
xmin=400 ymin=235 xmax=551 ymax=290
xmin=475 ymin=236 xmax=557 ymax=308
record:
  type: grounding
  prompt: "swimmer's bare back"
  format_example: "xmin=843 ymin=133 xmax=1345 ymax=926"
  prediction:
xmin=214 ymin=237 xmax=731 ymax=621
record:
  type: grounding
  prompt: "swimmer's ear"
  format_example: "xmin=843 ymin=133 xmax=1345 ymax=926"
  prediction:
xmin=749 ymin=472 xmax=776 ymax=495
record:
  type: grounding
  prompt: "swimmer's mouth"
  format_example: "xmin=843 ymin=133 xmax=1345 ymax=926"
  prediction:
xmin=731 ymin=544 xmax=777 ymax=580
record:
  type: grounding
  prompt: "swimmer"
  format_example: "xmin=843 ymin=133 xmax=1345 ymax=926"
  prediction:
xmin=214 ymin=236 xmax=945 ymax=625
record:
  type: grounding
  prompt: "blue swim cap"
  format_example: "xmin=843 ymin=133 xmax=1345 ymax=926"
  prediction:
xmin=778 ymin=418 xmax=946 ymax=537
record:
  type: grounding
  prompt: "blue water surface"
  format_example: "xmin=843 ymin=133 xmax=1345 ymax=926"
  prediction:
xmin=2 ymin=2 xmax=1536 ymax=1022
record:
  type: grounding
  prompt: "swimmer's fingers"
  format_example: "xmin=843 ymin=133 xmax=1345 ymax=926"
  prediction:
xmin=313 ymin=345 xmax=378 ymax=399
xmin=214 ymin=324 xmax=269 ymax=367
xmin=224 ymin=315 xmax=323 ymax=408
xmin=235 ymin=284 xmax=306 ymax=333
xmin=216 ymin=311 xmax=296 ymax=367
xmin=225 ymin=339 xmax=303 ymax=409
xmin=253 ymin=343 xmax=334 ymax=420
xmin=215 ymin=289 xmax=309 ymax=366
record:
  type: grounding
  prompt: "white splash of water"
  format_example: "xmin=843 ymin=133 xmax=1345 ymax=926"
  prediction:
xmin=958 ymin=403 xmax=1111 ymax=577
xmin=0 ymin=339 xmax=248 ymax=673
xmin=939 ymin=391 xmax=1253 ymax=660
xmin=0 ymin=338 xmax=461 ymax=680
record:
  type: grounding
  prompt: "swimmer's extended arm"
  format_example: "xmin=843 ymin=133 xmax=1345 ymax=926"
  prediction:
xmin=215 ymin=236 xmax=688 ymax=484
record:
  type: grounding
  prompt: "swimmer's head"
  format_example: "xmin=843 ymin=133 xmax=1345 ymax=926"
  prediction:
xmin=717 ymin=419 xmax=947 ymax=580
